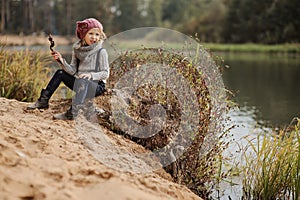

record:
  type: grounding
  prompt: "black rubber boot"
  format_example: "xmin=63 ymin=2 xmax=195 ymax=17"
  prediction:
xmin=27 ymin=89 xmax=50 ymax=110
xmin=53 ymin=106 xmax=74 ymax=120
xmin=53 ymin=104 xmax=85 ymax=120
xmin=53 ymin=103 xmax=98 ymax=121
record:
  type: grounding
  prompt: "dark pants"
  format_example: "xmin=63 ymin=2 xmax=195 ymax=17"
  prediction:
xmin=45 ymin=69 xmax=105 ymax=105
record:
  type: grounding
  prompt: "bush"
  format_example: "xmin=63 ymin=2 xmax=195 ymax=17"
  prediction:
xmin=106 ymin=47 xmax=230 ymax=198
xmin=0 ymin=43 xmax=51 ymax=102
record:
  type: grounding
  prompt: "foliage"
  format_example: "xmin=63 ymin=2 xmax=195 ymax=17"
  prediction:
xmin=112 ymin=0 xmax=142 ymax=32
xmin=0 ymin=43 xmax=51 ymax=102
xmin=105 ymin=47 xmax=230 ymax=198
xmin=224 ymin=0 xmax=300 ymax=43
xmin=242 ymin=118 xmax=300 ymax=200
xmin=1 ymin=0 xmax=300 ymax=43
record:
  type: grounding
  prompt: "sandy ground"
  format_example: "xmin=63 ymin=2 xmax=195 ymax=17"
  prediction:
xmin=0 ymin=97 xmax=202 ymax=200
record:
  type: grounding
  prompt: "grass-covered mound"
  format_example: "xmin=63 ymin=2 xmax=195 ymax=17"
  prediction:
xmin=97 ymin=48 xmax=229 ymax=197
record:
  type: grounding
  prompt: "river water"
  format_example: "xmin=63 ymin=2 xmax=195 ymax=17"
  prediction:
xmin=211 ymin=52 xmax=300 ymax=199
xmin=221 ymin=52 xmax=300 ymax=128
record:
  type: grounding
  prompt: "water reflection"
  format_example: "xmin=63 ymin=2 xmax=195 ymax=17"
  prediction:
xmin=212 ymin=53 xmax=300 ymax=199
xmin=220 ymin=53 xmax=300 ymax=128
xmin=212 ymin=106 xmax=274 ymax=200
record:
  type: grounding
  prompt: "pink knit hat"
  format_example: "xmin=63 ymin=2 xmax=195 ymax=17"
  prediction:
xmin=76 ymin=18 xmax=103 ymax=40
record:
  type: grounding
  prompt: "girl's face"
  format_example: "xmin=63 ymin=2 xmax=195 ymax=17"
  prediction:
xmin=84 ymin=28 xmax=102 ymax=45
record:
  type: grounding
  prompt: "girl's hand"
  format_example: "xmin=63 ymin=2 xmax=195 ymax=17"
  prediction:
xmin=78 ymin=73 xmax=92 ymax=80
xmin=51 ymin=51 xmax=63 ymax=64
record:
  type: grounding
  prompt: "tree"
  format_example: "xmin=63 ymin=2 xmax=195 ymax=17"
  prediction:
xmin=162 ymin=0 xmax=187 ymax=27
xmin=263 ymin=0 xmax=300 ymax=43
xmin=182 ymin=0 xmax=228 ymax=42
xmin=223 ymin=0 xmax=300 ymax=43
xmin=0 ymin=0 xmax=299 ymax=43
xmin=112 ymin=0 xmax=142 ymax=32
xmin=1 ymin=0 xmax=5 ymax=33
xmin=143 ymin=0 xmax=163 ymax=27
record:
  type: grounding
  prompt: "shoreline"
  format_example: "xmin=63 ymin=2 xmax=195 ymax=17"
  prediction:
xmin=204 ymin=42 xmax=300 ymax=54
xmin=0 ymin=34 xmax=77 ymax=47
xmin=1 ymin=34 xmax=300 ymax=54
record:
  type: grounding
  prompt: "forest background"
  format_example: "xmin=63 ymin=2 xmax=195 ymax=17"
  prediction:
xmin=0 ymin=0 xmax=299 ymax=44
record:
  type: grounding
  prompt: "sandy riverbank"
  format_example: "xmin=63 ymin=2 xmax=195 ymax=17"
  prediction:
xmin=0 ymin=97 xmax=202 ymax=200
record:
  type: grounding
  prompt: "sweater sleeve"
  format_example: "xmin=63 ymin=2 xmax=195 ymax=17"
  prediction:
xmin=60 ymin=50 xmax=77 ymax=76
xmin=90 ymin=49 xmax=109 ymax=81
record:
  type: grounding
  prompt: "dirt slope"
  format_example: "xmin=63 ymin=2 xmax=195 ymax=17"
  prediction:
xmin=0 ymin=97 xmax=202 ymax=200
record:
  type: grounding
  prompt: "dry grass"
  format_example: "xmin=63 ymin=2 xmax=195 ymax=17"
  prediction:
xmin=242 ymin=118 xmax=300 ymax=200
xmin=0 ymin=43 xmax=51 ymax=101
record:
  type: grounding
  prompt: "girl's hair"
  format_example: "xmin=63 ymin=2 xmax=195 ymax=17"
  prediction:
xmin=99 ymin=29 xmax=107 ymax=40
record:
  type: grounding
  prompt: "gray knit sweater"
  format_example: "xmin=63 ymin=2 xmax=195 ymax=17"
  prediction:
xmin=61 ymin=41 xmax=109 ymax=83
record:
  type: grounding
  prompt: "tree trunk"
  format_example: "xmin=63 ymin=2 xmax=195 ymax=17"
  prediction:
xmin=1 ymin=0 xmax=5 ymax=33
xmin=5 ymin=0 xmax=9 ymax=22
xmin=28 ymin=0 xmax=34 ymax=32
xmin=66 ymin=0 xmax=71 ymax=35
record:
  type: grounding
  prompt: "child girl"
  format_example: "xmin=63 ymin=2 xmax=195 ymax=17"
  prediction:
xmin=27 ymin=18 xmax=109 ymax=120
